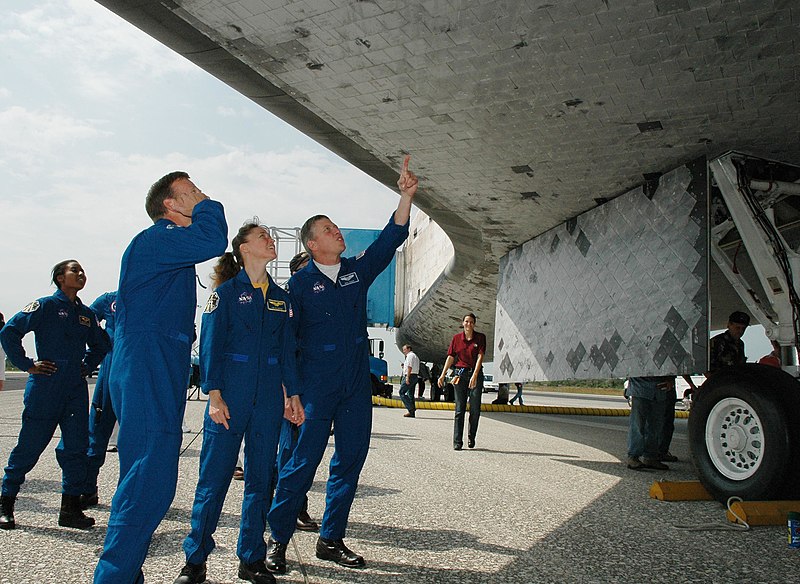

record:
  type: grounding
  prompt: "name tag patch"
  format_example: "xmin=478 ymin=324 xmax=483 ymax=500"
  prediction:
xmin=79 ymin=315 xmax=91 ymax=327
xmin=268 ymin=299 xmax=287 ymax=312
xmin=338 ymin=272 xmax=359 ymax=287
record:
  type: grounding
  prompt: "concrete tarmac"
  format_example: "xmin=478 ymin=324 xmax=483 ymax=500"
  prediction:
xmin=0 ymin=372 xmax=796 ymax=583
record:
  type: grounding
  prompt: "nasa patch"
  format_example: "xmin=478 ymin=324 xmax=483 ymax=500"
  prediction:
xmin=313 ymin=281 xmax=326 ymax=294
xmin=58 ymin=308 xmax=69 ymax=319
xmin=338 ymin=272 xmax=359 ymax=287
xmin=110 ymin=301 xmax=116 ymax=313
xmin=22 ymin=300 xmax=40 ymax=313
xmin=238 ymin=292 xmax=253 ymax=305
xmin=79 ymin=315 xmax=91 ymax=327
xmin=204 ymin=292 xmax=219 ymax=314
xmin=166 ymin=224 xmax=176 ymax=230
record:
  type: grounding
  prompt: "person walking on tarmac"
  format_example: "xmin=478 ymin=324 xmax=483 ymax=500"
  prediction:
xmin=174 ymin=221 xmax=303 ymax=584
xmin=81 ymin=290 xmax=117 ymax=509
xmin=94 ymin=172 xmax=227 ymax=583
xmin=266 ymin=155 xmax=418 ymax=573
xmin=437 ymin=313 xmax=487 ymax=450
xmin=0 ymin=260 xmax=110 ymax=530
xmin=399 ymin=344 xmax=420 ymax=417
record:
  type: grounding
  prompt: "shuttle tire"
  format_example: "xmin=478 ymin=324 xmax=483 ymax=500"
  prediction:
xmin=689 ymin=364 xmax=800 ymax=502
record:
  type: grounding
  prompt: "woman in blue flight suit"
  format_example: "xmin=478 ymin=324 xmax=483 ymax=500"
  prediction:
xmin=0 ymin=260 xmax=110 ymax=530
xmin=174 ymin=221 xmax=303 ymax=584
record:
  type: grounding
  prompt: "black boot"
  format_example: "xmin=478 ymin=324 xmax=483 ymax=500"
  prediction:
xmin=265 ymin=538 xmax=287 ymax=574
xmin=0 ymin=495 xmax=15 ymax=530
xmin=315 ymin=537 xmax=365 ymax=568
xmin=58 ymin=494 xmax=95 ymax=529
xmin=80 ymin=491 xmax=99 ymax=510
xmin=237 ymin=559 xmax=275 ymax=584
xmin=173 ymin=561 xmax=207 ymax=584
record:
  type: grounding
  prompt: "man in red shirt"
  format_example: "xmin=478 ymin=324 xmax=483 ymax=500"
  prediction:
xmin=437 ymin=313 xmax=486 ymax=450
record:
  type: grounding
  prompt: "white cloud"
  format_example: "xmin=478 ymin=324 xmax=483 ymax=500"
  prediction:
xmin=0 ymin=87 xmax=11 ymax=99
xmin=3 ymin=0 xmax=197 ymax=100
xmin=0 ymin=106 xmax=112 ymax=176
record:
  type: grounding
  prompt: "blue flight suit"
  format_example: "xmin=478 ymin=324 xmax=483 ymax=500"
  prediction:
xmin=84 ymin=291 xmax=117 ymax=497
xmin=269 ymin=214 xmax=408 ymax=544
xmin=94 ymin=199 xmax=227 ymax=584
xmin=182 ymin=269 xmax=298 ymax=565
xmin=0 ymin=290 xmax=110 ymax=498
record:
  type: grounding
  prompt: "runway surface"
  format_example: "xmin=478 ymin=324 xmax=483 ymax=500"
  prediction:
xmin=0 ymin=372 xmax=794 ymax=583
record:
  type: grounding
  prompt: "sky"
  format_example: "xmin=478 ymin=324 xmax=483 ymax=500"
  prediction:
xmin=0 ymin=0 xmax=407 ymax=372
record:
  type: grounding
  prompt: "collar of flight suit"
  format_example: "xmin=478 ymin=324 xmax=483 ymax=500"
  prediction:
xmin=53 ymin=288 xmax=82 ymax=308
xmin=233 ymin=265 xmax=277 ymax=298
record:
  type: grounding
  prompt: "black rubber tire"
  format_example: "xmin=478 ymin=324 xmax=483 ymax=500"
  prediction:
xmin=689 ymin=364 xmax=800 ymax=502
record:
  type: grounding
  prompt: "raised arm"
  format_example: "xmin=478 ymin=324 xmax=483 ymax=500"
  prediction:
xmin=393 ymin=155 xmax=418 ymax=227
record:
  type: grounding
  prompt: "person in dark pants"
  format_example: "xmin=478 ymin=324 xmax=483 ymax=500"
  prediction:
xmin=398 ymin=344 xmax=420 ymax=418
xmin=266 ymin=155 xmax=417 ymax=574
xmin=429 ymin=363 xmax=442 ymax=401
xmin=437 ymin=313 xmax=486 ymax=450
xmin=236 ymin=251 xmax=319 ymax=535
xmin=416 ymin=361 xmax=429 ymax=399
xmin=625 ymin=376 xmax=674 ymax=470
xmin=0 ymin=312 xmax=6 ymax=393
xmin=0 ymin=260 xmax=110 ymax=530
xmin=174 ymin=221 xmax=302 ymax=584
xmin=274 ymin=250 xmax=318 ymax=532
xmin=82 ymin=290 xmax=117 ymax=508
xmin=94 ymin=172 xmax=227 ymax=583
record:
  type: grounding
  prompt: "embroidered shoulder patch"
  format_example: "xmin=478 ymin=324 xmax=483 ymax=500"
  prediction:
xmin=22 ymin=300 xmax=40 ymax=313
xmin=267 ymin=299 xmax=287 ymax=312
xmin=204 ymin=292 xmax=219 ymax=313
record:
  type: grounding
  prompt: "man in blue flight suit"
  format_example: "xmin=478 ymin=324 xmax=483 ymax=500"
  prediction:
xmin=0 ymin=260 xmax=110 ymax=530
xmin=267 ymin=156 xmax=418 ymax=572
xmin=94 ymin=172 xmax=227 ymax=584
xmin=81 ymin=290 xmax=117 ymax=508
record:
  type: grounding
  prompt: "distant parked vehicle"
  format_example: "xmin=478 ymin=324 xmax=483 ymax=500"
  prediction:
xmin=482 ymin=373 xmax=498 ymax=393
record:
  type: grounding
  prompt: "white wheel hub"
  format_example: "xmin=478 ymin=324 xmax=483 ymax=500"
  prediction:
xmin=705 ymin=397 xmax=764 ymax=480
